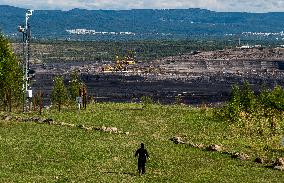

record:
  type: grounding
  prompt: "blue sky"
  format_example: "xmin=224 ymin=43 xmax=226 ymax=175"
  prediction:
xmin=0 ymin=0 xmax=284 ymax=12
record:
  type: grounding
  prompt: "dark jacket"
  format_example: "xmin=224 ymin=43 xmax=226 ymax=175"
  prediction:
xmin=135 ymin=148 xmax=149 ymax=162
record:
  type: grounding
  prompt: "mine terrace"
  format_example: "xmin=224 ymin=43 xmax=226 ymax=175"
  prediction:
xmin=12 ymin=44 xmax=284 ymax=106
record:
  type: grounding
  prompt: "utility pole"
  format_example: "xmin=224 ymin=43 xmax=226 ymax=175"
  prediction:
xmin=18 ymin=9 xmax=34 ymax=112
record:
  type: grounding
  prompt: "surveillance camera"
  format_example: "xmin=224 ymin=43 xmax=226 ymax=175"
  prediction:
xmin=18 ymin=25 xmax=25 ymax=32
xmin=26 ymin=9 xmax=34 ymax=16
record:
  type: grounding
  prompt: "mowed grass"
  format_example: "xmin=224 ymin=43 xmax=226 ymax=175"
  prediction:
xmin=0 ymin=103 xmax=284 ymax=182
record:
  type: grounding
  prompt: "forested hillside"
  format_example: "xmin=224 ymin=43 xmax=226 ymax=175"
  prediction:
xmin=1 ymin=5 xmax=284 ymax=40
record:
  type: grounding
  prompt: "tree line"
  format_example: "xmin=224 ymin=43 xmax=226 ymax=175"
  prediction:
xmin=12 ymin=38 xmax=284 ymax=64
xmin=0 ymin=34 xmax=87 ymax=112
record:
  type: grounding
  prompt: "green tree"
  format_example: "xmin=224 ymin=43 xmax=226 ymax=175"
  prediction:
xmin=0 ymin=34 xmax=23 ymax=112
xmin=260 ymin=85 xmax=284 ymax=111
xmin=240 ymin=81 xmax=256 ymax=112
xmin=51 ymin=76 xmax=68 ymax=111
xmin=68 ymin=71 xmax=83 ymax=101
xmin=226 ymin=85 xmax=242 ymax=122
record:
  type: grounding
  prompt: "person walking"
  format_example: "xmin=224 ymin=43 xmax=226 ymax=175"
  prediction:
xmin=135 ymin=143 xmax=149 ymax=175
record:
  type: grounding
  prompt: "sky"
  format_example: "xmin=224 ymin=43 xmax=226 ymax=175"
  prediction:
xmin=0 ymin=0 xmax=284 ymax=12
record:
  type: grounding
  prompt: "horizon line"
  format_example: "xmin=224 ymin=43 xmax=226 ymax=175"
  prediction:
xmin=1 ymin=4 xmax=283 ymax=14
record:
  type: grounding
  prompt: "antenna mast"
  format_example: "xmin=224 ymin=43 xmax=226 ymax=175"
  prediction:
xmin=18 ymin=9 xmax=34 ymax=112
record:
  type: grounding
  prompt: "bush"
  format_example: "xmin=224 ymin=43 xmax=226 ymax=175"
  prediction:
xmin=218 ymin=82 xmax=256 ymax=122
xmin=260 ymin=85 xmax=284 ymax=111
xmin=0 ymin=34 xmax=23 ymax=112
xmin=51 ymin=76 xmax=69 ymax=111
xmin=240 ymin=81 xmax=256 ymax=112
xmin=68 ymin=71 xmax=84 ymax=102
xmin=175 ymin=94 xmax=183 ymax=105
xmin=141 ymin=96 xmax=154 ymax=107
xmin=216 ymin=82 xmax=284 ymax=137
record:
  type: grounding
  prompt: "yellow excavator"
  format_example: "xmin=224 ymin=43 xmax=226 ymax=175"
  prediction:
xmin=103 ymin=51 xmax=136 ymax=72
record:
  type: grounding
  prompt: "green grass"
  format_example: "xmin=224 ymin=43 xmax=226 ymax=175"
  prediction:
xmin=0 ymin=103 xmax=284 ymax=182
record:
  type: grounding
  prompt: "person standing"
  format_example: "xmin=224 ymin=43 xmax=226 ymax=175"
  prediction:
xmin=135 ymin=143 xmax=149 ymax=175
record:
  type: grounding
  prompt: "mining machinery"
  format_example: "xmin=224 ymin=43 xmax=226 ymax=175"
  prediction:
xmin=102 ymin=51 xmax=136 ymax=72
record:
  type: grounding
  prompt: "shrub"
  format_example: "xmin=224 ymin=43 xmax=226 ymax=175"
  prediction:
xmin=0 ymin=34 xmax=23 ymax=112
xmin=240 ymin=81 xmax=256 ymax=112
xmin=68 ymin=71 xmax=84 ymax=102
xmin=217 ymin=82 xmax=284 ymax=137
xmin=51 ymin=76 xmax=69 ymax=111
xmin=141 ymin=96 xmax=154 ymax=107
xmin=175 ymin=94 xmax=183 ymax=105
xmin=260 ymin=85 xmax=284 ymax=111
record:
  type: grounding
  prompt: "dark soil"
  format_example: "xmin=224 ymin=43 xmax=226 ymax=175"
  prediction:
xmin=31 ymin=55 xmax=284 ymax=106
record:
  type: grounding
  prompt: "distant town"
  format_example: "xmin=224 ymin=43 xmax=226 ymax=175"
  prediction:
xmin=66 ymin=29 xmax=136 ymax=36
xmin=241 ymin=31 xmax=284 ymax=41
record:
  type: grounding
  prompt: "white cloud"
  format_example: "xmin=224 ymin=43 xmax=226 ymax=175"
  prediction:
xmin=0 ymin=0 xmax=284 ymax=12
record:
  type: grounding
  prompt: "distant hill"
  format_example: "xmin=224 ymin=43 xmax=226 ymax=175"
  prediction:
xmin=1 ymin=5 xmax=284 ymax=40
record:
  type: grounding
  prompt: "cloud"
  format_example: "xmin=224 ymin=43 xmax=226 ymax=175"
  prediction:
xmin=0 ymin=0 xmax=284 ymax=12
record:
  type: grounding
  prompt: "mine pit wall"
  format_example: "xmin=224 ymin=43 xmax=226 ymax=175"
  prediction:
xmin=31 ymin=59 xmax=284 ymax=106
xmin=160 ymin=59 xmax=284 ymax=73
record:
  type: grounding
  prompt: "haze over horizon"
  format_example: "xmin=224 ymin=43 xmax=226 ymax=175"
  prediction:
xmin=0 ymin=0 xmax=284 ymax=13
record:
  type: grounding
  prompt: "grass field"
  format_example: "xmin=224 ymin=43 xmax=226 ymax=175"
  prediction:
xmin=0 ymin=103 xmax=284 ymax=182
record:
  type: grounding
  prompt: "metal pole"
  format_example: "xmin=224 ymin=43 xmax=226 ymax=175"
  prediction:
xmin=25 ymin=12 xmax=28 ymax=111
xmin=22 ymin=30 xmax=26 ymax=112
xmin=21 ymin=9 xmax=33 ymax=112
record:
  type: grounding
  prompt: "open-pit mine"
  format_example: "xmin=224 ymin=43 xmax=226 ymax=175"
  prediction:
xmin=19 ymin=46 xmax=284 ymax=106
